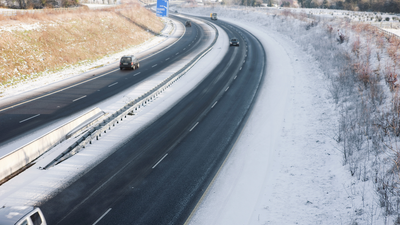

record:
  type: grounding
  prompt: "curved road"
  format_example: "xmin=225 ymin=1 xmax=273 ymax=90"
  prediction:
xmin=40 ymin=18 xmax=266 ymax=225
xmin=0 ymin=15 xmax=209 ymax=146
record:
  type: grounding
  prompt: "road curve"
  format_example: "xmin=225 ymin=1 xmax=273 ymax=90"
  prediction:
xmin=40 ymin=17 xmax=266 ymax=225
xmin=0 ymin=15 xmax=209 ymax=146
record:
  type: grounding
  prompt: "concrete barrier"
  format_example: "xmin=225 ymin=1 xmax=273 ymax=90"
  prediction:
xmin=42 ymin=17 xmax=219 ymax=168
xmin=0 ymin=107 xmax=104 ymax=182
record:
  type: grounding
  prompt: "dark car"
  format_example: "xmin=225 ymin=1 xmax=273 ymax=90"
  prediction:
xmin=120 ymin=55 xmax=140 ymax=70
xmin=185 ymin=21 xmax=191 ymax=27
xmin=230 ymin=38 xmax=239 ymax=46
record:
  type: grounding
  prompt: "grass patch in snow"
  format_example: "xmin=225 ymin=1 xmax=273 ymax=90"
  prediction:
xmin=0 ymin=3 xmax=164 ymax=86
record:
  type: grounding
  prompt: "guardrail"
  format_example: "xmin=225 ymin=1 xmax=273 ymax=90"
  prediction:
xmin=43 ymin=18 xmax=219 ymax=169
xmin=0 ymin=108 xmax=104 ymax=183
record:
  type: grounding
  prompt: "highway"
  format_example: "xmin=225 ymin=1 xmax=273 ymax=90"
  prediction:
xmin=39 ymin=17 xmax=266 ymax=225
xmin=0 ymin=15 xmax=209 ymax=146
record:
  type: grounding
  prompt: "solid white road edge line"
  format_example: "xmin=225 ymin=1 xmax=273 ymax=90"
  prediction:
xmin=72 ymin=95 xmax=87 ymax=102
xmin=92 ymin=208 xmax=112 ymax=225
xmin=152 ymin=154 xmax=168 ymax=169
xmin=19 ymin=114 xmax=40 ymax=123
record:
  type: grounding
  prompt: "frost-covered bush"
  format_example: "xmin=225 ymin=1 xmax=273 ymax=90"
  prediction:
xmin=177 ymin=5 xmax=400 ymax=224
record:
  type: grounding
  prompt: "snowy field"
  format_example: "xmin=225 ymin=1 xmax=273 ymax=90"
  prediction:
xmin=180 ymin=11 xmax=355 ymax=225
xmin=175 ymin=6 xmax=399 ymax=225
xmin=0 ymin=4 xmax=398 ymax=225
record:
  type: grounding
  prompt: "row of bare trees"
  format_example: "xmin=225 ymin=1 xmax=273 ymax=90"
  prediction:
xmin=1 ymin=0 xmax=78 ymax=9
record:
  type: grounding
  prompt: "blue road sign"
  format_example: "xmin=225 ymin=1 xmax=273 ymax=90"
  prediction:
xmin=156 ymin=0 xmax=169 ymax=17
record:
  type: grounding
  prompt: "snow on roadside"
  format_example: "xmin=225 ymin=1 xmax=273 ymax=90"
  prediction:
xmin=179 ymin=7 xmax=377 ymax=225
xmin=0 ymin=16 xmax=227 ymax=209
xmin=0 ymin=17 xmax=173 ymax=99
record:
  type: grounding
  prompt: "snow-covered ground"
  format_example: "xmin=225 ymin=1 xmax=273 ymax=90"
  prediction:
xmin=0 ymin=16 xmax=180 ymax=157
xmin=176 ymin=7 xmax=392 ymax=225
xmin=187 ymin=18 xmax=353 ymax=225
xmin=0 ymin=14 xmax=230 ymax=208
xmin=0 ymin=5 xmax=394 ymax=225
xmin=0 ymin=16 xmax=173 ymax=99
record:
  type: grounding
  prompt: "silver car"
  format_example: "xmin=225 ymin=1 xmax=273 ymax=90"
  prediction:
xmin=0 ymin=206 xmax=47 ymax=225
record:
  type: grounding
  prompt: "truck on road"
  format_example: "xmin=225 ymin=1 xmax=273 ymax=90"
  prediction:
xmin=210 ymin=13 xmax=217 ymax=20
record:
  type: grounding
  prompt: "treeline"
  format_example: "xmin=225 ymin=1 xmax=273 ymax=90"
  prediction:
xmin=0 ymin=0 xmax=79 ymax=9
xmin=297 ymin=0 xmax=400 ymax=13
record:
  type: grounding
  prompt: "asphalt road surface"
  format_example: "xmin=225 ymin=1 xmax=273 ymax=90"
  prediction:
xmin=0 ymin=15 xmax=209 ymax=146
xmin=40 ymin=17 xmax=266 ymax=225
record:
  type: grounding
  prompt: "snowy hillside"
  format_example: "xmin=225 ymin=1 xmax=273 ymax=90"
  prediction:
xmin=177 ymin=6 xmax=400 ymax=225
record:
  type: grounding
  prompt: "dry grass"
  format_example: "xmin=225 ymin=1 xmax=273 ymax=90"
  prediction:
xmin=0 ymin=4 xmax=164 ymax=84
xmin=387 ymin=36 xmax=400 ymax=63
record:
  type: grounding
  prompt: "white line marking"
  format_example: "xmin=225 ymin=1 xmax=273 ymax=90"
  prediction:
xmin=166 ymin=58 xmax=170 ymax=61
xmin=134 ymin=72 xmax=141 ymax=76
xmin=225 ymin=86 xmax=229 ymax=92
xmin=19 ymin=114 xmax=40 ymax=123
xmin=152 ymin=64 xmax=158 ymax=67
xmin=176 ymin=53 xmax=179 ymax=55
xmin=108 ymin=82 xmax=118 ymax=87
xmin=243 ymin=60 xmax=245 ymax=63
xmin=211 ymin=101 xmax=218 ymax=108
xmin=234 ymin=76 xmax=237 ymax=79
xmin=189 ymin=122 xmax=199 ymax=132
xmin=72 ymin=95 xmax=87 ymax=102
xmin=152 ymin=154 xmax=168 ymax=169
xmin=240 ymin=67 xmax=242 ymax=70
xmin=0 ymin=68 xmax=119 ymax=113
xmin=93 ymin=208 xmax=112 ymax=225
xmin=183 ymin=48 xmax=186 ymax=50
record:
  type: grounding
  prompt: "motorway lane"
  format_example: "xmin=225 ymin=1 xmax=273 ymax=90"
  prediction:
xmin=40 ymin=18 xmax=265 ymax=225
xmin=0 ymin=15 xmax=210 ymax=146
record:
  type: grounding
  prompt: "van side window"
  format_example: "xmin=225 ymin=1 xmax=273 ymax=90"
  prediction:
xmin=20 ymin=220 xmax=28 ymax=225
xmin=30 ymin=212 xmax=42 ymax=225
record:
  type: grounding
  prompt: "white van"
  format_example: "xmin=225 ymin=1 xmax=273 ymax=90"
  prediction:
xmin=0 ymin=206 xmax=46 ymax=225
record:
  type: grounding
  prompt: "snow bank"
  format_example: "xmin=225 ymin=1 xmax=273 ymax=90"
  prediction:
xmin=178 ymin=6 xmax=395 ymax=225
